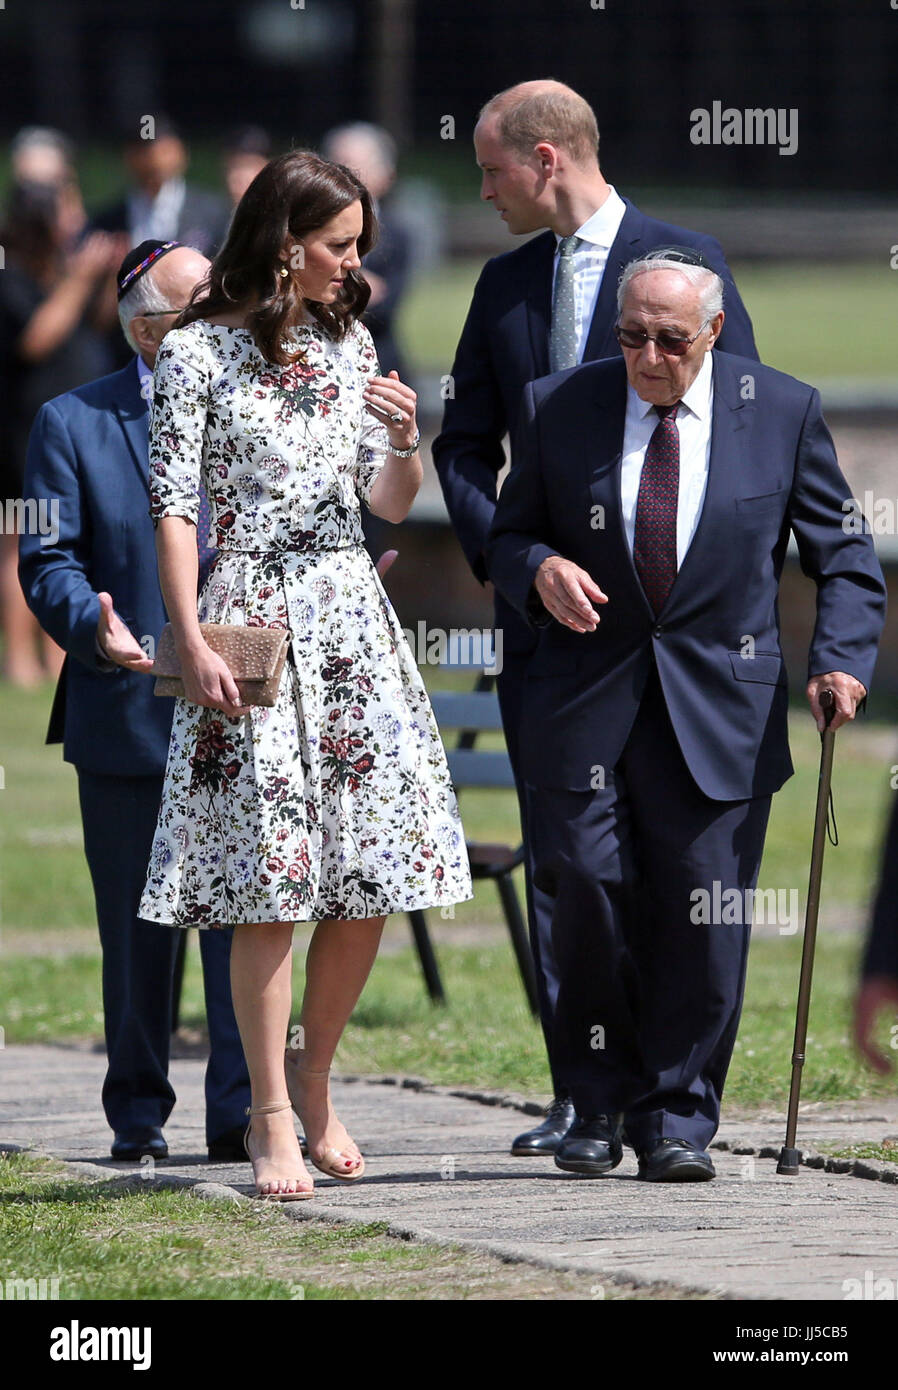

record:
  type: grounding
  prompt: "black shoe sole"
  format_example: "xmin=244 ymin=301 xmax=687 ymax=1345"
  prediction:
xmin=510 ymin=1141 xmax=564 ymax=1156
xmin=554 ymin=1152 xmax=623 ymax=1177
xmin=639 ymin=1160 xmax=716 ymax=1182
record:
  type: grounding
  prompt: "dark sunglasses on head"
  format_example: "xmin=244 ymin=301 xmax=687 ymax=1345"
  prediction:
xmin=613 ymin=317 xmax=710 ymax=357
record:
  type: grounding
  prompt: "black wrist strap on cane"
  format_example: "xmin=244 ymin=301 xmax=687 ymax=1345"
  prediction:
xmin=826 ymin=783 xmax=838 ymax=847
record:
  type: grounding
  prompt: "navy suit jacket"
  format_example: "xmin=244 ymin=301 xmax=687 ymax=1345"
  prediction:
xmin=433 ymin=196 xmax=759 ymax=654
xmin=19 ymin=359 xmax=175 ymax=776
xmin=485 ymin=352 xmax=886 ymax=802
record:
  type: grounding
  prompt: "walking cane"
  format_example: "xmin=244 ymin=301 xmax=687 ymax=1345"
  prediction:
xmin=777 ymin=687 xmax=837 ymax=1176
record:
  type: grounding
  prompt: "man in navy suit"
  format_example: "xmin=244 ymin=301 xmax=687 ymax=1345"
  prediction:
xmin=432 ymin=79 xmax=759 ymax=1155
xmin=19 ymin=241 xmax=251 ymax=1163
xmin=486 ymin=251 xmax=885 ymax=1180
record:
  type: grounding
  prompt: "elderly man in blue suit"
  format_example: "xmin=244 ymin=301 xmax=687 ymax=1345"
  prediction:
xmin=486 ymin=249 xmax=885 ymax=1180
xmin=433 ymin=79 xmax=759 ymax=1157
xmin=19 ymin=240 xmax=251 ymax=1163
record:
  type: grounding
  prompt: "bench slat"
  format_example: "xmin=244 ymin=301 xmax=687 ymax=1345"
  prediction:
xmin=446 ymin=748 xmax=516 ymax=789
xmin=430 ymin=691 xmax=504 ymax=731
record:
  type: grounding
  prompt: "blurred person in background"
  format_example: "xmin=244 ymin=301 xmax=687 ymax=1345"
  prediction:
xmin=0 ymin=180 xmax=119 ymax=686
xmin=19 ymin=240 xmax=253 ymax=1164
xmin=92 ymin=115 xmax=231 ymax=368
xmin=322 ymin=122 xmax=413 ymax=382
xmin=92 ymin=114 xmax=230 ymax=257
xmin=322 ymin=123 xmax=416 ymax=562
xmin=222 ymin=125 xmax=272 ymax=210
xmin=854 ymin=795 xmax=898 ymax=1075
xmin=11 ymin=125 xmax=76 ymax=189
xmin=9 ymin=125 xmax=125 ymax=353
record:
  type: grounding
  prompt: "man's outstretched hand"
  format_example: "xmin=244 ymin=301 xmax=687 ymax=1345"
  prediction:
xmin=534 ymin=556 xmax=607 ymax=633
xmin=96 ymin=592 xmax=155 ymax=672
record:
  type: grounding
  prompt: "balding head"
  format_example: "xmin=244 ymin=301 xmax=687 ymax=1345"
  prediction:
xmin=477 ymin=80 xmax=599 ymax=167
xmin=474 ymin=79 xmax=608 ymax=237
xmin=152 ymin=245 xmax=210 ymax=309
xmin=119 ymin=246 xmax=210 ymax=364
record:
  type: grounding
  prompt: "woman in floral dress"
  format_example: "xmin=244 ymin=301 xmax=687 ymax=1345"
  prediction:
xmin=137 ymin=151 xmax=473 ymax=1199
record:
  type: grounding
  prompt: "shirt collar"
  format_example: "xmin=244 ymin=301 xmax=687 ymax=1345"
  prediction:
xmin=131 ymin=175 xmax=185 ymax=212
xmin=555 ymin=186 xmax=626 ymax=251
xmin=629 ymin=347 xmax=714 ymax=421
xmin=136 ymin=353 xmax=153 ymax=382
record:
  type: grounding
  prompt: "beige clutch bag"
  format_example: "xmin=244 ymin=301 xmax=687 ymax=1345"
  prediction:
xmin=152 ymin=623 xmax=291 ymax=708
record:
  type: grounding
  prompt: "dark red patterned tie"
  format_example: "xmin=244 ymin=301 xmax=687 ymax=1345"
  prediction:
xmin=633 ymin=402 xmax=680 ymax=616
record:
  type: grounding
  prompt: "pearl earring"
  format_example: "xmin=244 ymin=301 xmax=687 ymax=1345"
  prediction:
xmin=279 ymin=266 xmax=289 ymax=278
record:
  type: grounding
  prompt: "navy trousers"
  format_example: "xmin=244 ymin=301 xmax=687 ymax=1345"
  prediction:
xmin=496 ymin=649 xmax=565 ymax=1095
xmin=76 ymin=770 xmax=250 ymax=1143
xmin=523 ymin=663 xmax=771 ymax=1151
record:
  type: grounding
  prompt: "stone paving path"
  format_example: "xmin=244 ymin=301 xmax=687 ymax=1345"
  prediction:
xmin=3 ymin=1043 xmax=897 ymax=1302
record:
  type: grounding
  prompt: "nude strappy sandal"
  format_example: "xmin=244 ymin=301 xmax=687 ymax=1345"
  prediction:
xmin=243 ymin=1100 xmax=315 ymax=1200
xmin=283 ymin=1054 xmax=366 ymax=1182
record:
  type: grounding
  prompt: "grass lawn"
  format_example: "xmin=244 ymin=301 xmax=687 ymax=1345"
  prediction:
xmin=820 ymin=1143 xmax=898 ymax=1165
xmin=1 ymin=678 xmax=895 ymax=1108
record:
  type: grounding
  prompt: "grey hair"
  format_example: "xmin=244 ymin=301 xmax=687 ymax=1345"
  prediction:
xmin=617 ymin=253 xmax=724 ymax=320
xmin=321 ymin=122 xmax=397 ymax=175
xmin=11 ymin=125 xmax=74 ymax=166
xmin=117 ymin=269 xmax=172 ymax=353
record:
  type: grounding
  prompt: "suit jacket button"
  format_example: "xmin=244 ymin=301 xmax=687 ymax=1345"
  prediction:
xmin=653 ymin=626 xmax=663 ymax=637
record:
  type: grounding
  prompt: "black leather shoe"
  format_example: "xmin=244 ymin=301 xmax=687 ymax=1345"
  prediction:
xmin=554 ymin=1113 xmax=624 ymax=1176
xmin=637 ymin=1137 xmax=716 ymax=1182
xmin=111 ymin=1129 xmax=168 ymax=1161
xmin=511 ymin=1095 xmax=576 ymax=1156
xmin=207 ymin=1125 xmax=309 ymax=1163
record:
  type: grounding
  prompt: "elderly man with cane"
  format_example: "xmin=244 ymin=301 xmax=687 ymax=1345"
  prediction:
xmin=487 ymin=249 xmax=885 ymax=1181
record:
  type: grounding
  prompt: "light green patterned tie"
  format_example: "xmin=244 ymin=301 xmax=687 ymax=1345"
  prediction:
xmin=549 ymin=234 xmax=581 ymax=373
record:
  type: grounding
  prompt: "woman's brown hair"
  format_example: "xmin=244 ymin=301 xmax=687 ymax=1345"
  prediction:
xmin=176 ymin=149 xmax=377 ymax=366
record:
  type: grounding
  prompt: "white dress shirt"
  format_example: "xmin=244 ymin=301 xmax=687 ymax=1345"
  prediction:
xmin=127 ymin=176 xmax=186 ymax=246
xmin=136 ymin=349 xmax=153 ymax=394
xmin=551 ymin=186 xmax=627 ymax=363
xmin=620 ymin=349 xmax=714 ymax=568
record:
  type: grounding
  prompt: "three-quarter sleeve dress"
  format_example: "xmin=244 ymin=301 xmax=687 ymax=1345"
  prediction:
xmin=137 ymin=318 xmax=473 ymax=927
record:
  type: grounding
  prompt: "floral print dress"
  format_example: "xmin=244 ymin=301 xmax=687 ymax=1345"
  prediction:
xmin=137 ymin=317 xmax=473 ymax=928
